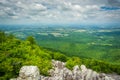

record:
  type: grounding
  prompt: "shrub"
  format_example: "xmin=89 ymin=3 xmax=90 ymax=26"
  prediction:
xmin=66 ymin=57 xmax=81 ymax=70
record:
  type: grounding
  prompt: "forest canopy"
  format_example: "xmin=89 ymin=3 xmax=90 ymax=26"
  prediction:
xmin=0 ymin=31 xmax=120 ymax=79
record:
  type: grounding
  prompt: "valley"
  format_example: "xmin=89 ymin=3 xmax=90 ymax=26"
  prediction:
xmin=0 ymin=25 xmax=120 ymax=64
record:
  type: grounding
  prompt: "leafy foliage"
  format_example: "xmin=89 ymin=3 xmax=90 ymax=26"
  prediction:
xmin=66 ymin=57 xmax=81 ymax=70
xmin=0 ymin=32 xmax=52 ymax=79
xmin=0 ymin=31 xmax=120 ymax=79
xmin=26 ymin=36 xmax=36 ymax=44
xmin=0 ymin=31 xmax=6 ymax=43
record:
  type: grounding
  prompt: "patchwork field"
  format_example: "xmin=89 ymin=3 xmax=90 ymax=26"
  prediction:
xmin=0 ymin=25 xmax=120 ymax=64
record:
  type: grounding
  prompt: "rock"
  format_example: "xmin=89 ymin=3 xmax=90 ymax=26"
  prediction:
xmin=99 ymin=73 xmax=106 ymax=78
xmin=85 ymin=69 xmax=93 ymax=80
xmin=107 ymin=73 xmax=120 ymax=80
xmin=11 ymin=60 xmax=116 ymax=80
xmin=73 ymin=65 xmax=80 ymax=71
xmin=81 ymin=65 xmax=87 ymax=72
xmin=92 ymin=71 xmax=99 ymax=80
xmin=52 ymin=60 xmax=65 ymax=69
xmin=17 ymin=66 xmax=40 ymax=80
xmin=105 ymin=76 xmax=111 ymax=80
xmin=73 ymin=65 xmax=82 ymax=80
xmin=48 ymin=60 xmax=115 ymax=80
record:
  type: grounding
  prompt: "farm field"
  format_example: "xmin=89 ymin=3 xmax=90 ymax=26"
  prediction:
xmin=0 ymin=25 xmax=120 ymax=64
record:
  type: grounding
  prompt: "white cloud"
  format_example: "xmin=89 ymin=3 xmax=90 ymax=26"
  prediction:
xmin=34 ymin=4 xmax=47 ymax=10
xmin=0 ymin=0 xmax=120 ymax=24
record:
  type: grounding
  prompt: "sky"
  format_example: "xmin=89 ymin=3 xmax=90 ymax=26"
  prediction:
xmin=0 ymin=0 xmax=120 ymax=25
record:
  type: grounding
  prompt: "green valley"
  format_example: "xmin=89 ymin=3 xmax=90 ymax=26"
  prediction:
xmin=0 ymin=30 xmax=120 ymax=79
xmin=0 ymin=25 xmax=120 ymax=64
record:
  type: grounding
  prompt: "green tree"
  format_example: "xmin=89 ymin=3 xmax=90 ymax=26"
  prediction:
xmin=66 ymin=57 xmax=81 ymax=70
xmin=26 ymin=36 xmax=36 ymax=44
xmin=0 ymin=31 xmax=6 ymax=43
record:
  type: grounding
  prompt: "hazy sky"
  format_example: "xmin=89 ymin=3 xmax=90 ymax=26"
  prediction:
xmin=0 ymin=0 xmax=120 ymax=25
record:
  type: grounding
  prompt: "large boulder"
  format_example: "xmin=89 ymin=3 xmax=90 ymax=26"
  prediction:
xmin=17 ymin=66 xmax=40 ymax=80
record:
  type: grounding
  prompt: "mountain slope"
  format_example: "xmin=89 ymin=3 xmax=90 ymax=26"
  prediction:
xmin=0 ymin=31 xmax=120 ymax=79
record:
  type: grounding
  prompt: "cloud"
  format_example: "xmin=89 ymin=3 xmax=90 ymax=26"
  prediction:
xmin=0 ymin=0 xmax=120 ymax=24
xmin=107 ymin=0 xmax=120 ymax=7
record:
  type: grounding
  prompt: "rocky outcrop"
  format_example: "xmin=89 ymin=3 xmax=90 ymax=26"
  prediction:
xmin=41 ymin=60 xmax=114 ymax=80
xmin=11 ymin=60 xmax=118 ymax=80
xmin=11 ymin=66 xmax=40 ymax=80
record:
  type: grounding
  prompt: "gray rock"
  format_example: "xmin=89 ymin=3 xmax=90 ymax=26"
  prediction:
xmin=81 ymin=65 xmax=87 ymax=72
xmin=52 ymin=60 xmax=65 ymax=69
xmin=73 ymin=65 xmax=82 ymax=80
xmin=11 ymin=60 xmax=116 ymax=80
xmin=17 ymin=66 xmax=40 ymax=80
xmin=85 ymin=69 xmax=93 ymax=80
